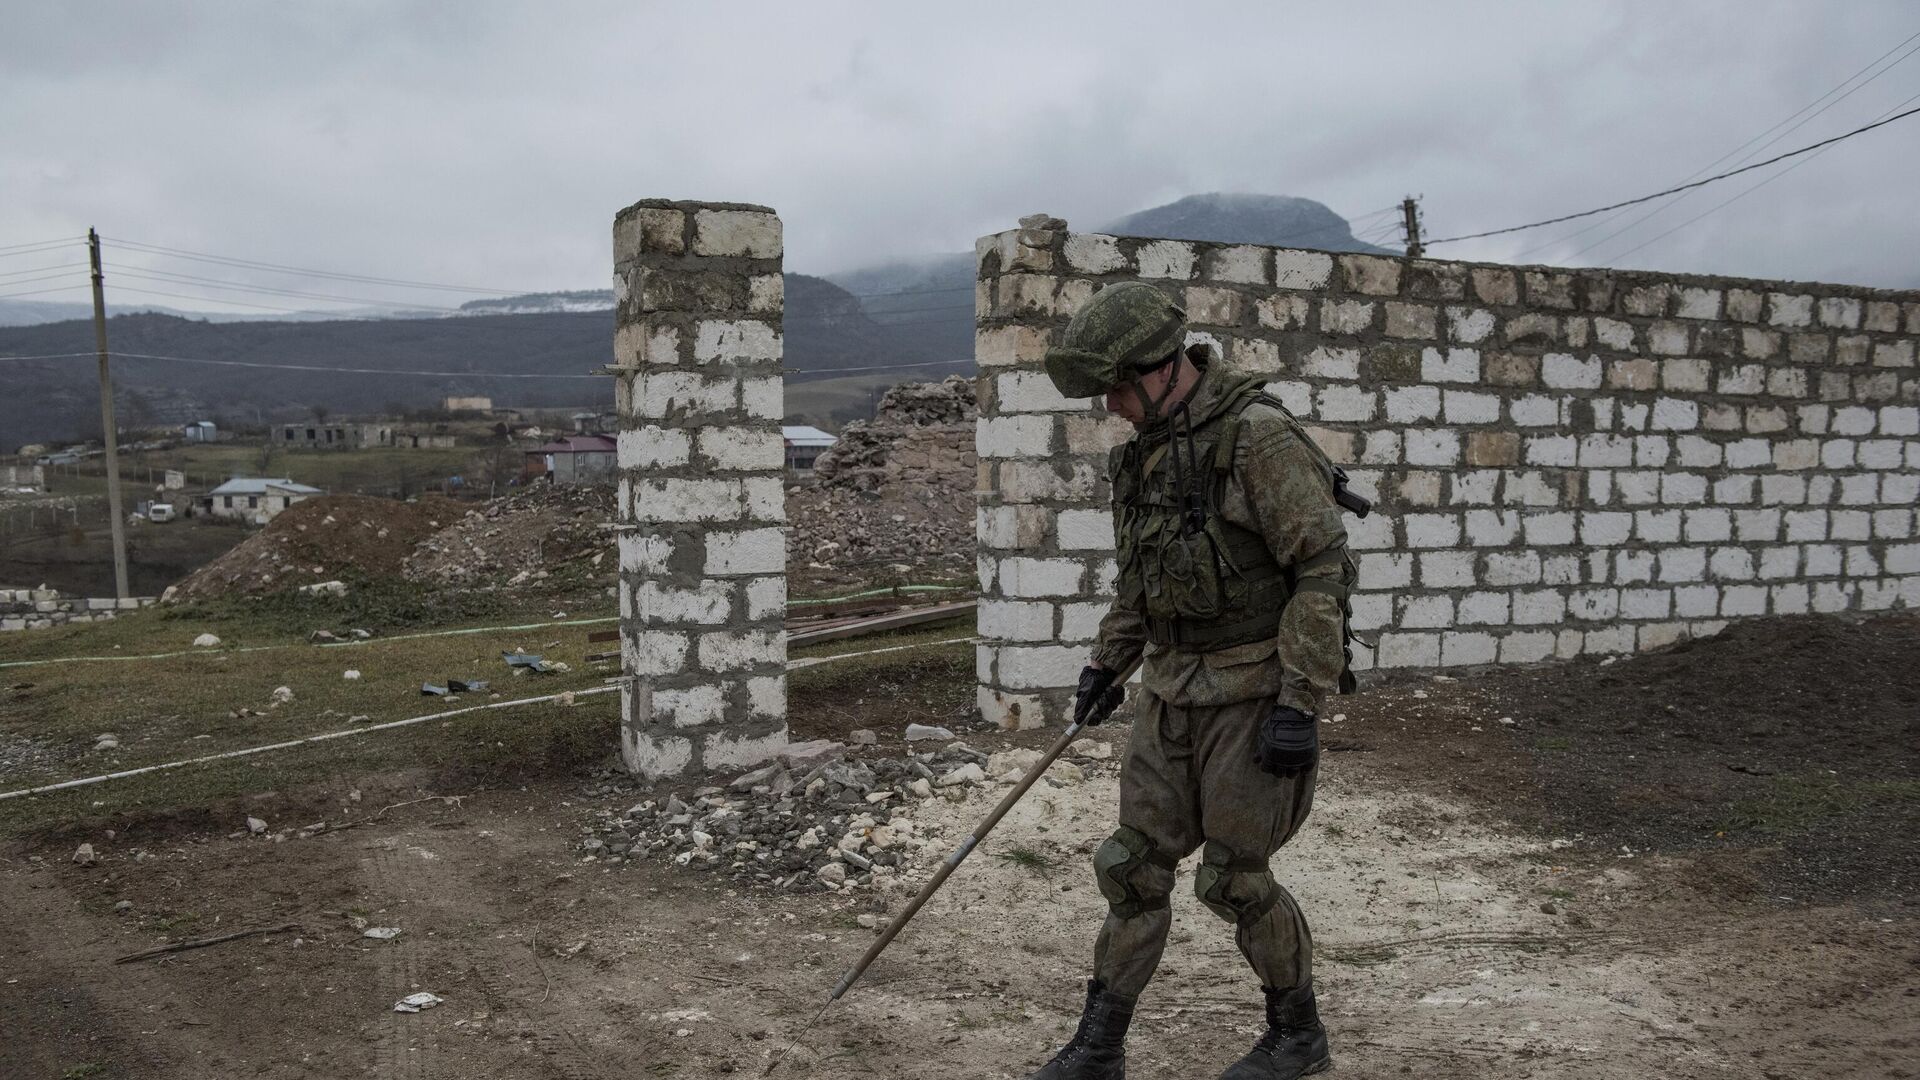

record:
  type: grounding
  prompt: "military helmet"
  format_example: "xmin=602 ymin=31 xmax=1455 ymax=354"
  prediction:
xmin=1043 ymin=282 xmax=1187 ymax=398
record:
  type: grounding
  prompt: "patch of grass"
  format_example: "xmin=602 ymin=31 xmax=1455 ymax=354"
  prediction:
xmin=0 ymin=594 xmax=618 ymax=839
xmin=994 ymin=846 xmax=1059 ymax=877
xmin=1321 ymin=822 xmax=1346 ymax=838
xmin=1534 ymin=735 xmax=1573 ymax=751
xmin=1541 ymin=886 xmax=1576 ymax=900
xmin=1722 ymin=775 xmax=1920 ymax=835
xmin=63 ymin=1065 xmax=108 ymax=1079
xmin=162 ymin=576 xmax=515 ymax=637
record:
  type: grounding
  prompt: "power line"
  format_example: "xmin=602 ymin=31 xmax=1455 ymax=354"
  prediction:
xmin=0 ymin=237 xmax=83 ymax=257
xmin=0 ymin=261 xmax=88 ymax=281
xmin=0 ymin=282 xmax=91 ymax=300
xmin=1515 ymin=30 xmax=1920 ymax=259
xmin=1424 ymin=104 xmax=1920 ymax=246
xmin=1558 ymin=36 xmax=1920 ymax=261
xmin=1605 ymin=88 xmax=1920 ymax=263
xmin=0 ymin=348 xmax=975 ymax=381
xmin=106 ymin=351 xmax=605 ymax=379
xmin=111 ymin=268 xmax=463 ymax=312
xmin=103 ymin=235 xmax=522 ymax=295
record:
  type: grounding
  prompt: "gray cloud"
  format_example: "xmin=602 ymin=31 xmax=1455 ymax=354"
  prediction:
xmin=3 ymin=0 xmax=1915 ymax=314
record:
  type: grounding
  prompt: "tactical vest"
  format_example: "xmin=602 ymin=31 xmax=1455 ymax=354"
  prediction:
xmin=1110 ymin=380 xmax=1360 ymax=690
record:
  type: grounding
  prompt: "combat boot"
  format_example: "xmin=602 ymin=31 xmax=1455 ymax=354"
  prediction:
xmin=1217 ymin=984 xmax=1330 ymax=1079
xmin=1028 ymin=979 xmax=1134 ymax=1079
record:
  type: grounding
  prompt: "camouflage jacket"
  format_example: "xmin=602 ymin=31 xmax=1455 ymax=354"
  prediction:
xmin=1092 ymin=359 xmax=1353 ymax=714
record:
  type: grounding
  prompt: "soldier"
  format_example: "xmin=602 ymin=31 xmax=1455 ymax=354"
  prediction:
xmin=1028 ymin=281 xmax=1360 ymax=1080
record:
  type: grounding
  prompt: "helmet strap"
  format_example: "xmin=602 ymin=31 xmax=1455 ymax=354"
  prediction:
xmin=1128 ymin=348 xmax=1187 ymax=428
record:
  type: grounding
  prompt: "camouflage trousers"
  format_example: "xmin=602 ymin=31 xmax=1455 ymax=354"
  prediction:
xmin=1092 ymin=691 xmax=1318 ymax=998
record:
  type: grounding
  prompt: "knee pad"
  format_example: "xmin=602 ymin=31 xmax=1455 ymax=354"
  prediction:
xmin=1092 ymin=825 xmax=1178 ymax=919
xmin=1193 ymin=840 xmax=1279 ymax=926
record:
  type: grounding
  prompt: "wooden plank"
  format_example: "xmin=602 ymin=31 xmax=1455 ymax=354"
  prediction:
xmin=787 ymin=601 xmax=976 ymax=648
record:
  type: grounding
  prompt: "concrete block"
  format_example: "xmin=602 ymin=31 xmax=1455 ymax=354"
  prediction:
xmin=1419 ymin=550 xmax=1477 ymax=587
xmin=1499 ymin=631 xmax=1557 ymax=663
xmin=1056 ymin=509 xmax=1115 ymax=550
xmin=1404 ymin=429 xmax=1461 ymax=466
xmin=1257 ymin=294 xmax=1313 ymax=330
xmin=1651 ymin=398 xmax=1699 ymax=431
xmin=705 ymin=527 xmax=785 ymax=576
xmin=632 ymin=478 xmax=743 ymax=523
xmin=1137 ymin=240 xmax=1196 ymax=279
xmin=1511 ymin=589 xmax=1568 ymax=625
xmin=1421 ymin=347 xmax=1480 ymax=383
xmin=1385 ymin=385 xmax=1441 ymax=423
xmin=998 ymin=645 xmax=1086 ymax=690
xmin=1457 ymin=591 xmax=1511 ymax=626
xmin=999 ymin=557 xmax=1085 ymax=597
xmin=619 ymin=426 xmax=692 ymax=469
xmin=1385 ymin=301 xmax=1438 ymax=338
xmin=697 ymin=630 xmax=784 ymax=669
xmin=998 ymin=370 xmax=1084 ymax=412
xmin=1340 ymin=254 xmax=1401 ymax=295
xmin=1316 ymin=385 xmax=1375 ymax=422
xmin=1064 ymin=234 xmax=1127 ymax=273
xmin=977 ymin=415 xmax=1056 ymax=458
xmin=1441 ymin=632 xmax=1498 ymax=667
xmin=1443 ymin=391 xmax=1501 ymax=425
xmin=1302 ymin=345 xmax=1362 ymax=380
xmin=1766 ymin=292 xmax=1814 ymax=328
xmin=1404 ymin=513 xmax=1462 ymax=549
xmin=1376 ymin=633 xmax=1440 ymax=668
xmin=1447 ymin=307 xmax=1496 ymax=344
xmin=1510 ymin=395 xmax=1562 ymax=427
xmin=693 ymin=209 xmax=781 ymax=258
xmin=698 ymin=427 xmax=785 ymax=471
xmin=1320 ymin=299 xmax=1374 ymax=335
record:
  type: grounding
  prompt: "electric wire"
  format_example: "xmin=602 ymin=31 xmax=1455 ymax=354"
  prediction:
xmin=1558 ymin=36 xmax=1920 ymax=262
xmin=1604 ymin=88 xmax=1920 ymax=263
xmin=0 ymin=283 xmax=91 ymax=300
xmin=0 ymin=261 xmax=87 ymax=281
xmin=0 ymin=237 xmax=83 ymax=257
xmin=1423 ymin=104 xmax=1920 ymax=246
xmin=1513 ymin=31 xmax=1920 ymax=259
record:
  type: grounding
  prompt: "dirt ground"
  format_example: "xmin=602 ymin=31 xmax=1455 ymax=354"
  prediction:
xmin=3 ymin=615 xmax=1917 ymax=1079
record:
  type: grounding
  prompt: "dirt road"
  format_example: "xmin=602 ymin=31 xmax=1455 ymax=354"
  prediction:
xmin=3 ymin=758 xmax=1913 ymax=1078
xmin=3 ymin=615 xmax=1916 ymax=1078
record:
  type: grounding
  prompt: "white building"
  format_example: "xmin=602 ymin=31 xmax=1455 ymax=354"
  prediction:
xmin=782 ymin=425 xmax=837 ymax=472
xmin=183 ymin=420 xmax=218 ymax=443
xmin=202 ymin=478 xmax=323 ymax=523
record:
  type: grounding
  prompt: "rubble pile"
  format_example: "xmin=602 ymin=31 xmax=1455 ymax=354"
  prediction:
xmin=790 ymin=377 xmax=976 ymax=578
xmin=576 ymin=737 xmax=1112 ymax=891
xmin=404 ymin=483 xmax=616 ymax=589
xmin=169 ymin=495 xmax=460 ymax=600
xmin=810 ymin=376 xmax=974 ymax=493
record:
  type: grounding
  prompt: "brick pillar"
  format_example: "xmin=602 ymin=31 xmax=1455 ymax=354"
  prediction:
xmin=612 ymin=199 xmax=788 ymax=778
xmin=973 ymin=215 xmax=1132 ymax=729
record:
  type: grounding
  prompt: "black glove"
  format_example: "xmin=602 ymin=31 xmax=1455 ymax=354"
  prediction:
xmin=1073 ymin=665 xmax=1126 ymax=726
xmin=1255 ymin=705 xmax=1318 ymax=777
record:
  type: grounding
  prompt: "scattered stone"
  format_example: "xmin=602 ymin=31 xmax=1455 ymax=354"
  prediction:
xmin=816 ymin=862 xmax=848 ymax=887
xmin=1049 ymin=762 xmax=1086 ymax=784
xmin=72 ymin=843 xmax=97 ymax=866
xmin=298 ymin=579 xmax=347 ymax=597
xmin=192 ymin=633 xmax=221 ymax=648
xmin=904 ymin=723 xmax=957 ymax=742
xmin=363 ymin=926 xmax=403 ymax=940
xmin=988 ymin=749 xmax=1043 ymax=778
xmin=343 ymin=670 xmax=361 ymax=681
xmin=848 ymin=729 xmax=879 ymax=746
xmin=93 ymin=734 xmax=119 ymax=752
xmin=309 ymin=629 xmax=339 ymax=643
xmin=1540 ymin=902 xmax=1561 ymax=916
xmin=856 ymin=914 xmax=881 ymax=929
xmin=114 ymin=900 xmax=132 ymax=914
xmin=270 ymin=686 xmax=295 ymax=705
xmin=908 ymin=778 xmax=933 ymax=799
xmin=936 ymin=763 xmax=986 ymax=788
xmin=1074 ymin=741 xmax=1113 ymax=760
xmin=393 ymin=992 xmax=444 ymax=1013
xmin=246 ymin=816 xmax=268 ymax=835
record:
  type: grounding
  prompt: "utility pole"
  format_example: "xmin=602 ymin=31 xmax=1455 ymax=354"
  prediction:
xmin=1401 ymin=196 xmax=1424 ymax=258
xmin=88 ymin=228 xmax=131 ymax=600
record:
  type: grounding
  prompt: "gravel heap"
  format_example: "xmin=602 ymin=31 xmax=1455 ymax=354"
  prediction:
xmin=576 ymin=738 xmax=1113 ymax=892
xmin=403 ymin=483 xmax=616 ymax=589
xmin=789 ymin=377 xmax=975 ymax=582
xmin=810 ymin=376 xmax=974 ymax=494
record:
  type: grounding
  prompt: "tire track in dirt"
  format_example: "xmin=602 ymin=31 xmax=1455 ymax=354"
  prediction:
xmin=366 ymin=841 xmax=428 ymax=1080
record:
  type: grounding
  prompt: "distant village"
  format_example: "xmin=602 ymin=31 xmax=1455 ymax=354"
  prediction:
xmin=6 ymin=394 xmax=838 ymax=527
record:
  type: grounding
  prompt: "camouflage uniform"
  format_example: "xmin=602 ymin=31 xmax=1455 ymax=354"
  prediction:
xmin=1029 ymin=281 xmax=1355 ymax=1080
xmin=1087 ymin=352 xmax=1353 ymax=999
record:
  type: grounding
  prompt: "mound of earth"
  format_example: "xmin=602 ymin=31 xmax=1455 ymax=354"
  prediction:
xmin=168 ymin=495 xmax=460 ymax=600
xmin=1351 ymin=613 xmax=1920 ymax=904
xmin=404 ymin=483 xmax=616 ymax=589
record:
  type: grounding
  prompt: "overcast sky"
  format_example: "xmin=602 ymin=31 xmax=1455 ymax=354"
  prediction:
xmin=3 ymin=1 xmax=1916 ymax=315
